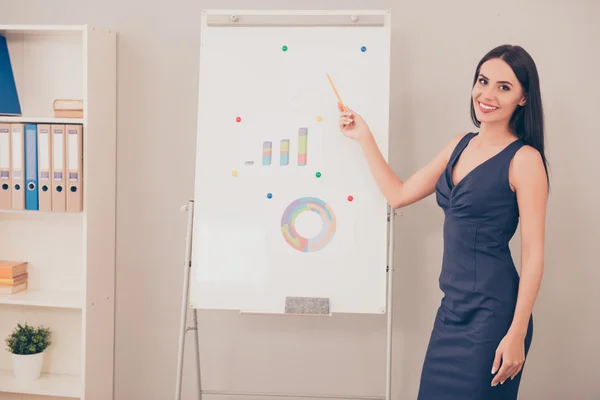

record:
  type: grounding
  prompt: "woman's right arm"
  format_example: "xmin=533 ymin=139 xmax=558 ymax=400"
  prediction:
xmin=359 ymin=130 xmax=464 ymax=209
xmin=338 ymin=103 xmax=465 ymax=209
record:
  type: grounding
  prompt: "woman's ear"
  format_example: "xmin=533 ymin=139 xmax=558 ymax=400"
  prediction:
xmin=519 ymin=94 xmax=527 ymax=106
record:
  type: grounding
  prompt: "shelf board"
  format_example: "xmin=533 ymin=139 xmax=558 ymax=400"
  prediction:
xmin=0 ymin=25 xmax=86 ymax=35
xmin=0 ymin=208 xmax=84 ymax=215
xmin=0 ymin=116 xmax=83 ymax=124
xmin=0 ymin=289 xmax=82 ymax=309
xmin=0 ymin=368 xmax=80 ymax=398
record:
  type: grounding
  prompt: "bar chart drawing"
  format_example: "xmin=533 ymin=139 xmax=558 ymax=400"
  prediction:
xmin=297 ymin=128 xmax=307 ymax=166
xmin=262 ymin=141 xmax=272 ymax=166
xmin=243 ymin=128 xmax=309 ymax=168
xmin=280 ymin=139 xmax=290 ymax=166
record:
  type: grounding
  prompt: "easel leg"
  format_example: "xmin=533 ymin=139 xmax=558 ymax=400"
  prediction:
xmin=385 ymin=208 xmax=399 ymax=400
xmin=194 ymin=308 xmax=203 ymax=400
xmin=175 ymin=200 xmax=197 ymax=400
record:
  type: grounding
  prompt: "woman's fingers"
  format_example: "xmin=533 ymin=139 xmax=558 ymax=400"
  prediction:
xmin=509 ymin=366 xmax=522 ymax=381
xmin=339 ymin=118 xmax=353 ymax=131
xmin=337 ymin=103 xmax=359 ymax=134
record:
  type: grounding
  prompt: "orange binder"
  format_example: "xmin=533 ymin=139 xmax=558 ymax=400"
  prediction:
xmin=65 ymin=125 xmax=83 ymax=212
xmin=51 ymin=124 xmax=66 ymax=212
xmin=0 ymin=272 xmax=28 ymax=285
xmin=10 ymin=123 xmax=24 ymax=210
xmin=0 ymin=123 xmax=11 ymax=209
xmin=37 ymin=124 xmax=52 ymax=211
xmin=0 ymin=261 xmax=28 ymax=279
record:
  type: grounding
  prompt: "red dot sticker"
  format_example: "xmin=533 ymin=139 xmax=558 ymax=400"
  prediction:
xmin=347 ymin=195 xmax=353 ymax=202
xmin=236 ymin=116 xmax=241 ymax=122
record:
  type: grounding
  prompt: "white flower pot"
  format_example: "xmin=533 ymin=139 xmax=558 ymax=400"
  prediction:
xmin=11 ymin=352 xmax=44 ymax=381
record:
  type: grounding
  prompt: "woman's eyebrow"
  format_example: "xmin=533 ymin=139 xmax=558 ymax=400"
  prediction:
xmin=479 ymin=73 xmax=513 ymax=86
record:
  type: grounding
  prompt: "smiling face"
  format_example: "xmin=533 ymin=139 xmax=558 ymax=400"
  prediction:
xmin=471 ymin=58 xmax=527 ymax=125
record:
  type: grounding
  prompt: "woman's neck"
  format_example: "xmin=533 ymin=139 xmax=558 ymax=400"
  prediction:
xmin=477 ymin=121 xmax=517 ymax=146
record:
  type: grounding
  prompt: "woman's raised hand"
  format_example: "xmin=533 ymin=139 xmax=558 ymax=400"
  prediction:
xmin=338 ymin=102 xmax=371 ymax=141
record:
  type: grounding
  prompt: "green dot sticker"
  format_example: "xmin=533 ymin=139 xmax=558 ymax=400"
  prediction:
xmin=315 ymin=172 xmax=322 ymax=178
xmin=282 ymin=45 xmax=288 ymax=51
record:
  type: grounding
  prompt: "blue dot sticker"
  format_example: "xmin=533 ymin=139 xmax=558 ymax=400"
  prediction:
xmin=361 ymin=46 xmax=367 ymax=52
xmin=267 ymin=193 xmax=273 ymax=199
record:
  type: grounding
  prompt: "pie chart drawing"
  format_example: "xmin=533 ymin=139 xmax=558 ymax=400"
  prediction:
xmin=280 ymin=197 xmax=336 ymax=253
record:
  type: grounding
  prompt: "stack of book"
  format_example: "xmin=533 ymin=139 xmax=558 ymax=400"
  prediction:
xmin=53 ymin=99 xmax=83 ymax=118
xmin=0 ymin=261 xmax=28 ymax=294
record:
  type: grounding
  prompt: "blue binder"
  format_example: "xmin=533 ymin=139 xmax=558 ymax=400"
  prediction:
xmin=24 ymin=124 xmax=38 ymax=210
xmin=0 ymin=35 xmax=21 ymax=116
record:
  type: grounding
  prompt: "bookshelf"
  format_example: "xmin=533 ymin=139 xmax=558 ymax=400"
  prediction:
xmin=0 ymin=24 xmax=116 ymax=400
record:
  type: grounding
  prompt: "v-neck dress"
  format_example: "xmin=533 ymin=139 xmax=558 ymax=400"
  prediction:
xmin=417 ymin=132 xmax=534 ymax=400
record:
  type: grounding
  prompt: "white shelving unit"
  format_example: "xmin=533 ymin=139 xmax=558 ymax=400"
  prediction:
xmin=0 ymin=25 xmax=116 ymax=400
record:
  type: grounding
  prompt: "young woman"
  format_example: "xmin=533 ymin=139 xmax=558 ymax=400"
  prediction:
xmin=338 ymin=44 xmax=548 ymax=399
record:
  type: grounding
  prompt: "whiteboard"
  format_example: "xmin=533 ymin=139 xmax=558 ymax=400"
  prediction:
xmin=190 ymin=10 xmax=392 ymax=314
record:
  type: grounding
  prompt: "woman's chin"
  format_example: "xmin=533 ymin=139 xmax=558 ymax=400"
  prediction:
xmin=476 ymin=112 xmax=504 ymax=124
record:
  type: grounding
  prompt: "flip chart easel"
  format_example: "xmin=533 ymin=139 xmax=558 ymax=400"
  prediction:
xmin=175 ymin=9 xmax=397 ymax=400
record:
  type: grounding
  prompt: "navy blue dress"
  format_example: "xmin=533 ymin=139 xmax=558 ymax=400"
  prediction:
xmin=418 ymin=132 xmax=534 ymax=400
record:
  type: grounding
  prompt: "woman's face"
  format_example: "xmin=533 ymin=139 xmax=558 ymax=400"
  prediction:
xmin=472 ymin=58 xmax=527 ymax=125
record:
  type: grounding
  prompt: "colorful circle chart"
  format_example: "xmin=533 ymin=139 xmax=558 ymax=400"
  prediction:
xmin=281 ymin=197 xmax=336 ymax=253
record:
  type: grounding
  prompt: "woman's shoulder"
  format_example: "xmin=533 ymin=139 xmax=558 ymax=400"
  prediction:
xmin=441 ymin=131 xmax=473 ymax=160
xmin=449 ymin=131 xmax=473 ymax=145
xmin=512 ymin=143 xmax=543 ymax=168
xmin=509 ymin=144 xmax=547 ymax=191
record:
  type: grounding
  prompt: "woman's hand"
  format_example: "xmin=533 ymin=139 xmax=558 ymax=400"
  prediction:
xmin=338 ymin=102 xmax=371 ymax=141
xmin=491 ymin=330 xmax=526 ymax=386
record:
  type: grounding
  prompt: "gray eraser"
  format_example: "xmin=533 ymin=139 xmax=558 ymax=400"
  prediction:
xmin=285 ymin=296 xmax=330 ymax=315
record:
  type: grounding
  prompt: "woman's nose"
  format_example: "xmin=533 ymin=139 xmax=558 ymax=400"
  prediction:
xmin=482 ymin=86 xmax=495 ymax=100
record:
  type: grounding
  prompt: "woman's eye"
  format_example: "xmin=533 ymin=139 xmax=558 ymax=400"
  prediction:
xmin=500 ymin=85 xmax=510 ymax=91
xmin=479 ymin=79 xmax=487 ymax=84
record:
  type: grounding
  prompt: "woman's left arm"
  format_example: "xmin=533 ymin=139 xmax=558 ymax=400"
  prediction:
xmin=491 ymin=145 xmax=548 ymax=386
xmin=510 ymin=145 xmax=548 ymax=338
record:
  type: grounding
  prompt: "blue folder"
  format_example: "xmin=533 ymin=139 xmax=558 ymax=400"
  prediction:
xmin=0 ymin=35 xmax=21 ymax=116
xmin=24 ymin=124 xmax=38 ymax=210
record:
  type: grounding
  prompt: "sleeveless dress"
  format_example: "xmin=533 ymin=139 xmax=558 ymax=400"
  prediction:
xmin=417 ymin=132 xmax=534 ymax=400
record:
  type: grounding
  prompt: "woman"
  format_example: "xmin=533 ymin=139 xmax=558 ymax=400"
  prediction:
xmin=338 ymin=44 xmax=548 ymax=399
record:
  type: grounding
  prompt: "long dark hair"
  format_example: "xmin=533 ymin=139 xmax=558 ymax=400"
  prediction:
xmin=470 ymin=44 xmax=550 ymax=188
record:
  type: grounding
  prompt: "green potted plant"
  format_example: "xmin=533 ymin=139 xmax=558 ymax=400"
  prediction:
xmin=5 ymin=323 xmax=51 ymax=381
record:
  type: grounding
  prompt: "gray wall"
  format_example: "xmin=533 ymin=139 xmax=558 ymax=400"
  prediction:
xmin=2 ymin=0 xmax=598 ymax=399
